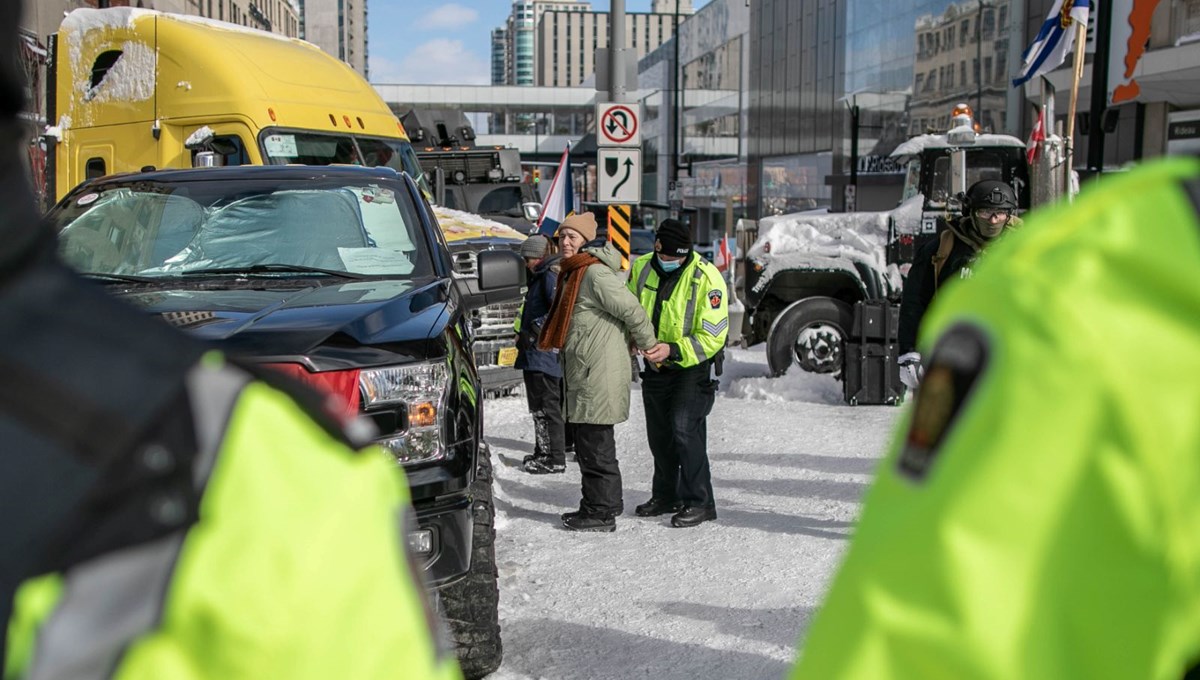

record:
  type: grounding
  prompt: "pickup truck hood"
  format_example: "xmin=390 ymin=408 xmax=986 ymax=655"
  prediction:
xmin=432 ymin=205 xmax=526 ymax=244
xmin=116 ymin=278 xmax=453 ymax=366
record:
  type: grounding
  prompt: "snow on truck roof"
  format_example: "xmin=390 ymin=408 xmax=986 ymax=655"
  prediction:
xmin=890 ymin=130 xmax=1026 ymax=157
xmin=62 ymin=8 xmax=301 ymax=45
xmin=746 ymin=195 xmax=924 ymax=295
xmin=57 ymin=8 xmax=399 ymax=133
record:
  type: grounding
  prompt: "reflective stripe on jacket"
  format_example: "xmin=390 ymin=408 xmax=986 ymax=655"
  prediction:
xmin=628 ymin=252 xmax=729 ymax=368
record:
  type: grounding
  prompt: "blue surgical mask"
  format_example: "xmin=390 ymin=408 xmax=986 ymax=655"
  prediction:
xmin=657 ymin=256 xmax=682 ymax=272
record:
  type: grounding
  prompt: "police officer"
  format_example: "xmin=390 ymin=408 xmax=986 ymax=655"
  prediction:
xmin=628 ymin=219 xmax=729 ymax=528
xmin=0 ymin=3 xmax=458 ymax=676
xmin=790 ymin=155 xmax=1200 ymax=679
xmin=897 ymin=179 xmax=1020 ymax=389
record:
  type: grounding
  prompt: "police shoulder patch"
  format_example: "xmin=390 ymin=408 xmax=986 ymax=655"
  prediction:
xmin=897 ymin=322 xmax=991 ymax=482
xmin=708 ymin=289 xmax=723 ymax=309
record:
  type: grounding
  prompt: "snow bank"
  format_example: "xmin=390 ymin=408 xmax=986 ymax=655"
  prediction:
xmin=720 ymin=350 xmax=845 ymax=405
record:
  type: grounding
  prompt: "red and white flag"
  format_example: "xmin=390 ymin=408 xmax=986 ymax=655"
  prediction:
xmin=715 ymin=237 xmax=733 ymax=272
xmin=1027 ymin=109 xmax=1046 ymax=165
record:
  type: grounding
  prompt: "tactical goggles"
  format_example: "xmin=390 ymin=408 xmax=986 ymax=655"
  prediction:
xmin=974 ymin=208 xmax=1013 ymax=221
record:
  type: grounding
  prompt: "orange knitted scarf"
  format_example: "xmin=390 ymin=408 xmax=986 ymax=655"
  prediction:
xmin=537 ymin=252 xmax=600 ymax=351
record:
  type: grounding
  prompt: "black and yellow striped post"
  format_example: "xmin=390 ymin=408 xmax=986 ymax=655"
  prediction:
xmin=607 ymin=204 xmax=632 ymax=270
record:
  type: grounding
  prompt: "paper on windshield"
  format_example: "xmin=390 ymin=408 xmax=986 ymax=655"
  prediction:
xmin=337 ymin=247 xmax=414 ymax=275
xmin=263 ymin=134 xmax=298 ymax=157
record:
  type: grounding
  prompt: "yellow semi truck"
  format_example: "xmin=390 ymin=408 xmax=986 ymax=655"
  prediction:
xmin=44 ymin=7 xmax=525 ymax=393
xmin=46 ymin=8 xmax=424 ymax=199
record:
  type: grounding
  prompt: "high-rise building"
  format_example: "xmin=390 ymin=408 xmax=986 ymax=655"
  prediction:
xmin=492 ymin=0 xmax=689 ymax=88
xmin=299 ymin=0 xmax=367 ymax=78
xmin=505 ymin=0 xmax=536 ymax=86
xmin=491 ymin=27 xmax=509 ymax=85
xmin=536 ymin=6 xmax=686 ymax=87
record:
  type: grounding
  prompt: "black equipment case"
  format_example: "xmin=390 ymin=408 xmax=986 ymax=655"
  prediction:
xmin=843 ymin=300 xmax=903 ymax=406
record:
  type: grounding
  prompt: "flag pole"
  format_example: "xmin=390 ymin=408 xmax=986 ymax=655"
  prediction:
xmin=1064 ymin=20 xmax=1086 ymax=201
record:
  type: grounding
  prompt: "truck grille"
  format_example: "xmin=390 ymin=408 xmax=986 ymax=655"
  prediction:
xmin=475 ymin=300 xmax=521 ymax=341
xmin=452 ymin=250 xmax=477 ymax=277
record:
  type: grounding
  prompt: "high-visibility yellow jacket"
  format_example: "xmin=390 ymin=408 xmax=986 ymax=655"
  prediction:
xmin=791 ymin=155 xmax=1200 ymax=679
xmin=5 ymin=353 xmax=461 ymax=680
xmin=628 ymin=252 xmax=729 ymax=368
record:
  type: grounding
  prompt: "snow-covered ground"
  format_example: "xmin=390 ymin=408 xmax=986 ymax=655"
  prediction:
xmin=481 ymin=346 xmax=903 ymax=680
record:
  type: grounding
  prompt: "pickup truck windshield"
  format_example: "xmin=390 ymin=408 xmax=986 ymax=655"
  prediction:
xmin=52 ymin=178 xmax=434 ymax=280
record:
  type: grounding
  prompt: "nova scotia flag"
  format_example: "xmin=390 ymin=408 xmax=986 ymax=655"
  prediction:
xmin=1012 ymin=0 xmax=1091 ymax=87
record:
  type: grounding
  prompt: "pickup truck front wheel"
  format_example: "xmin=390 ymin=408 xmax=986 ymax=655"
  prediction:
xmin=438 ymin=445 xmax=502 ymax=679
xmin=766 ymin=297 xmax=854 ymax=377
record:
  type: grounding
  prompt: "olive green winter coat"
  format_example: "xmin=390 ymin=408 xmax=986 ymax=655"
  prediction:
xmin=561 ymin=243 xmax=657 ymax=425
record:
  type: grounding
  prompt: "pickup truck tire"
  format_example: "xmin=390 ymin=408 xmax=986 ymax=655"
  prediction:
xmin=766 ymin=297 xmax=854 ymax=376
xmin=439 ymin=446 xmax=503 ymax=679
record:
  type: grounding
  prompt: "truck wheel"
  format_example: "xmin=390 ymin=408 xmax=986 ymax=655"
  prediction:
xmin=438 ymin=447 xmax=503 ymax=679
xmin=766 ymin=297 xmax=854 ymax=376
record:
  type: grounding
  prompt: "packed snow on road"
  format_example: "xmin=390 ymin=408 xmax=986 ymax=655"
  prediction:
xmin=481 ymin=345 xmax=903 ymax=679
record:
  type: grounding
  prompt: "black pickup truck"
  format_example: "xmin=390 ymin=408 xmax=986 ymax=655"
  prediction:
xmin=48 ymin=164 xmax=521 ymax=679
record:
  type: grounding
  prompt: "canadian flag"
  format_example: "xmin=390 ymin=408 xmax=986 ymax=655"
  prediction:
xmin=1027 ymin=109 xmax=1046 ymax=165
xmin=715 ymin=237 xmax=732 ymax=272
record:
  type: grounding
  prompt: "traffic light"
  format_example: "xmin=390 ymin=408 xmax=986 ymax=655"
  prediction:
xmin=532 ymin=168 xmax=541 ymax=183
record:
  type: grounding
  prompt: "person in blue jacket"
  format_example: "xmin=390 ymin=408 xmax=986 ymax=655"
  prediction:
xmin=515 ymin=234 xmax=567 ymax=474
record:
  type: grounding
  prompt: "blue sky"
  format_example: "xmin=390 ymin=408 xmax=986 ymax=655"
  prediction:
xmin=367 ymin=1 xmax=704 ymax=85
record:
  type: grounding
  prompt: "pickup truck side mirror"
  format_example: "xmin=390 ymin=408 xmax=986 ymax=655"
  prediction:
xmin=522 ymin=201 xmax=543 ymax=222
xmin=477 ymin=250 xmax=525 ymax=291
xmin=457 ymin=249 xmax=526 ymax=310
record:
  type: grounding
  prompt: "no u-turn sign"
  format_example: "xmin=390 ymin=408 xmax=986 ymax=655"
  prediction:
xmin=596 ymin=103 xmax=641 ymax=147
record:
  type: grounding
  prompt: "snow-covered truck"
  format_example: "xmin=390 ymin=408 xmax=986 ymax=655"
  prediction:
xmin=736 ymin=107 xmax=1061 ymax=377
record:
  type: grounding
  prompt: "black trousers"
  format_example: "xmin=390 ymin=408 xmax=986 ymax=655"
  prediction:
xmin=640 ymin=363 xmax=717 ymax=509
xmin=574 ymin=423 xmax=622 ymax=518
xmin=523 ymin=370 xmax=565 ymax=465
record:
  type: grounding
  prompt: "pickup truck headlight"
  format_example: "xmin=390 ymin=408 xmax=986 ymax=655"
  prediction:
xmin=359 ymin=361 xmax=449 ymax=465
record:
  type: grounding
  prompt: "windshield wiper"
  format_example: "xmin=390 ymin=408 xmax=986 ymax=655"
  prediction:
xmin=81 ymin=272 xmax=160 ymax=283
xmin=175 ymin=264 xmax=367 ymax=280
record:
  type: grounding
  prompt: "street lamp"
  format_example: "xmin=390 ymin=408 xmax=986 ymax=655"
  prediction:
xmin=672 ymin=0 xmax=682 ymax=186
xmin=838 ymin=90 xmax=866 ymax=212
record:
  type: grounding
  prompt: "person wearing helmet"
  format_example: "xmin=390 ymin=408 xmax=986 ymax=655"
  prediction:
xmin=897 ymin=179 xmax=1020 ymax=390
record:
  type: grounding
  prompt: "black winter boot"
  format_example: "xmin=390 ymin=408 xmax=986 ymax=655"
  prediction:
xmin=523 ymin=455 xmax=566 ymax=474
xmin=562 ymin=514 xmax=616 ymax=532
xmin=635 ymin=498 xmax=684 ymax=517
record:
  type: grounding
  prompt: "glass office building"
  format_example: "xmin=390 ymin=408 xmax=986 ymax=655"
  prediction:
xmin=749 ymin=0 xmax=1200 ymax=218
xmin=748 ymin=0 xmax=1022 ymax=216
